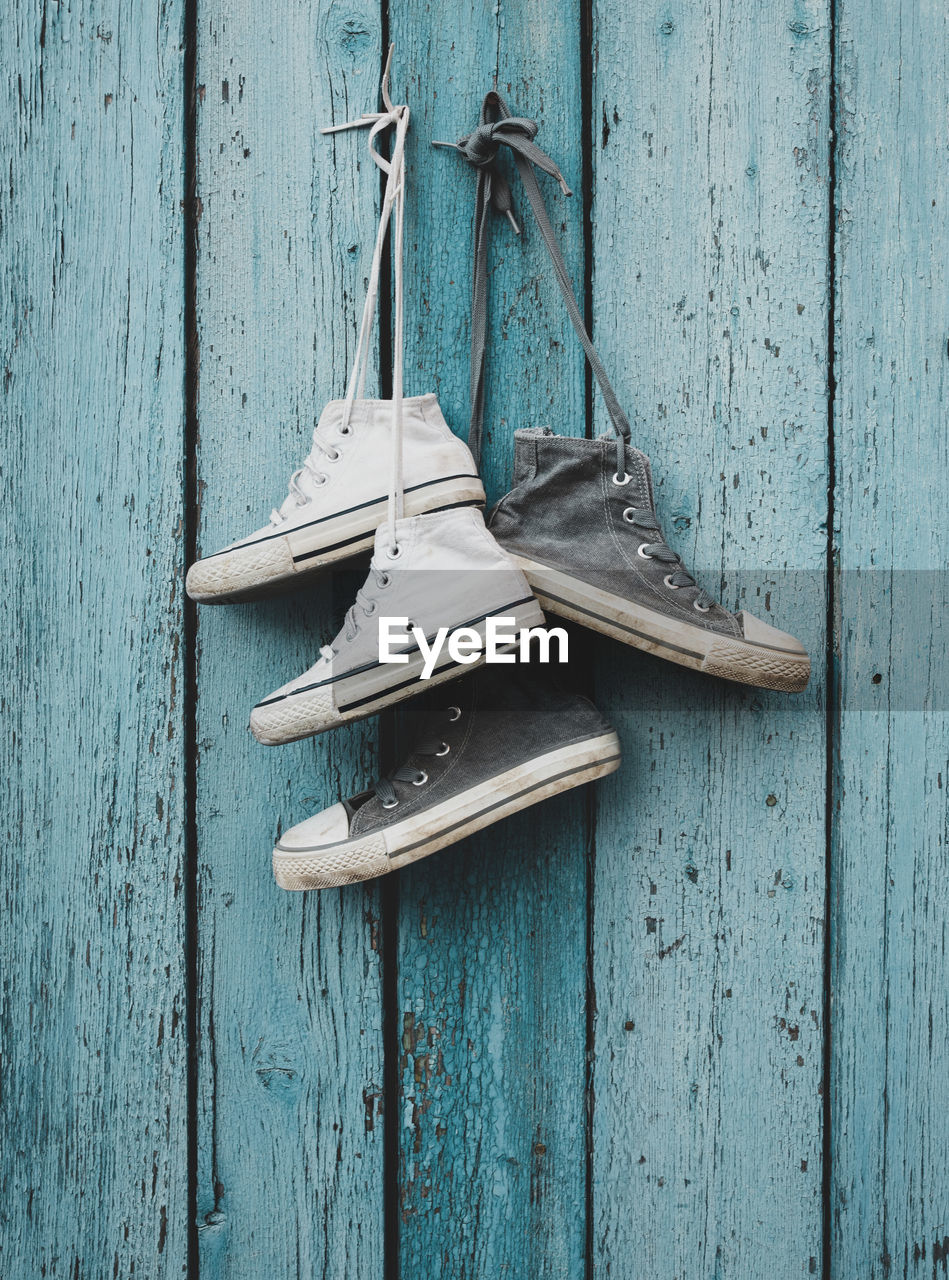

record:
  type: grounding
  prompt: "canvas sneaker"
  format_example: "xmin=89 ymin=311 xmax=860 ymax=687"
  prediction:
xmin=490 ymin=429 xmax=810 ymax=692
xmin=249 ymin=505 xmax=545 ymax=744
xmin=188 ymin=57 xmax=484 ymax=604
xmin=271 ymin=667 xmax=621 ymax=889
xmin=438 ymin=89 xmax=809 ymax=694
xmin=185 ymin=395 xmax=484 ymax=602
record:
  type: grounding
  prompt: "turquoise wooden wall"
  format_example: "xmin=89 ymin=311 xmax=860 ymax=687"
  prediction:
xmin=3 ymin=0 xmax=947 ymax=1275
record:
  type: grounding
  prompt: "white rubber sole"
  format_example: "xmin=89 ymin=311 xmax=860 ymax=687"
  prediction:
xmin=273 ymin=729 xmax=622 ymax=889
xmin=512 ymin=554 xmax=810 ymax=693
xmin=250 ymin=596 xmax=547 ymax=745
xmin=187 ymin=475 xmax=486 ymax=603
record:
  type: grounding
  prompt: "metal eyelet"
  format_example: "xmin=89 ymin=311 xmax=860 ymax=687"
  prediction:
xmin=378 ymin=572 xmax=391 ymax=587
xmin=447 ymin=706 xmax=461 ymax=722
xmin=381 ymin=797 xmax=399 ymax=810
xmin=412 ymin=771 xmax=429 ymax=786
xmin=364 ymin=602 xmax=376 ymax=616
xmin=622 ymin=508 xmax=637 ymax=524
xmin=693 ymin=600 xmax=711 ymax=613
xmin=637 ymin=544 xmax=655 ymax=560
xmin=314 ymin=474 xmax=328 ymax=486
xmin=612 ymin=471 xmax=631 ymax=486
xmin=663 ymin=574 xmax=682 ymax=591
xmin=387 ymin=544 xmax=403 ymax=561
xmin=435 ymin=742 xmax=450 ymax=757
xmin=338 ymin=424 xmax=353 ymax=436
xmin=326 ymin=449 xmax=341 ymax=462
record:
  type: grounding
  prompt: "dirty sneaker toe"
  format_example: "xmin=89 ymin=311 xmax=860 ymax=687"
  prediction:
xmin=272 ymin=668 xmax=622 ymax=890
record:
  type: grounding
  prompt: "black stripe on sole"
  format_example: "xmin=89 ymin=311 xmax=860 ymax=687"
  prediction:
xmin=254 ymin=596 xmax=539 ymax=708
xmin=201 ymin=474 xmax=483 ymax=562
xmin=529 ymin=565 xmax=805 ymax=659
xmin=335 ymin=657 xmax=465 ymax=714
xmin=393 ymin=752 xmax=622 ymax=856
xmin=276 ymin=733 xmax=621 ymax=855
xmin=536 ymin=588 xmax=706 ymax=661
xmin=291 ymin=499 xmax=483 ymax=564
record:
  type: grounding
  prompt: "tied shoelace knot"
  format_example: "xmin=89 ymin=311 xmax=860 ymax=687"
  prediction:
xmin=435 ymin=91 xmax=630 ymax=478
xmin=271 ymin=44 xmax=409 ymax=551
xmin=437 ymin=116 xmax=571 ymax=235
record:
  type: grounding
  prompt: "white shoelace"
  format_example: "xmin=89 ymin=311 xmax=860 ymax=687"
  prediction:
xmin=273 ymin=47 xmax=408 ymax=552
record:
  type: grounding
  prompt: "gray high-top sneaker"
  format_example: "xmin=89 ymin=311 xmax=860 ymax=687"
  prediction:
xmin=437 ymin=90 xmax=809 ymax=694
xmin=271 ymin=668 xmax=621 ymax=889
xmin=489 ymin=430 xmax=809 ymax=692
xmin=185 ymin=395 xmax=484 ymax=602
xmin=249 ymin=506 xmax=545 ymax=745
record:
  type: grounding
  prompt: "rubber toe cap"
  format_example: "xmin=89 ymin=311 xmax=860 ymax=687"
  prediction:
xmin=250 ymin=669 xmax=336 ymax=744
xmin=185 ymin=535 xmax=294 ymax=602
xmin=737 ymin=610 xmax=808 ymax=656
xmin=276 ymin=803 xmax=352 ymax=853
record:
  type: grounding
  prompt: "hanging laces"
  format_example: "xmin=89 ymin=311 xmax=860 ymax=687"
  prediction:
xmin=434 ymin=90 xmax=631 ymax=478
xmin=322 ymin=44 xmax=409 ymax=548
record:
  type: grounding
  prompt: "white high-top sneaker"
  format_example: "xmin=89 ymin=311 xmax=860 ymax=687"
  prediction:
xmin=249 ymin=506 xmax=545 ymax=744
xmin=185 ymin=395 xmax=483 ymax=602
xmin=186 ymin=52 xmax=485 ymax=604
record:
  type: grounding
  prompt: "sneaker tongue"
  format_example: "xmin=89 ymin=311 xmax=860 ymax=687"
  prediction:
xmin=344 ymin=791 xmax=374 ymax=819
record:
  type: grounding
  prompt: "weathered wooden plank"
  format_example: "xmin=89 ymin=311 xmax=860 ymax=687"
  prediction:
xmin=193 ymin=5 xmax=385 ymax=1275
xmin=0 ymin=0 xmax=188 ymax=1275
xmin=589 ymin=2 xmax=830 ymax=1275
xmin=831 ymin=1 xmax=949 ymax=1273
xmin=387 ymin=5 xmax=590 ymax=1273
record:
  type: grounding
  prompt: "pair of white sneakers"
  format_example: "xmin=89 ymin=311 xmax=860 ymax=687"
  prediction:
xmin=187 ymin=57 xmax=546 ymax=744
xmin=186 ymin=396 xmax=543 ymax=741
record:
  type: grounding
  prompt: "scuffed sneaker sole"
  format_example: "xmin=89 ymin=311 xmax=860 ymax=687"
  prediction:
xmin=250 ymin=596 xmax=546 ymax=745
xmin=186 ymin=537 xmax=297 ymax=604
xmin=186 ymin=475 xmax=486 ymax=603
xmin=513 ymin=555 xmax=810 ymax=693
xmin=273 ymin=729 xmax=622 ymax=889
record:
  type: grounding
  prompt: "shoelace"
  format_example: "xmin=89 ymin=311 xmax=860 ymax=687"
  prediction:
xmin=270 ymin=427 xmax=341 ymax=524
xmin=622 ymin=506 xmax=713 ymax=608
xmin=434 ymin=91 xmax=631 ymax=479
xmin=438 ymin=92 xmax=714 ymax=612
xmin=345 ymin=566 xmax=390 ymax=643
xmin=372 ymin=706 xmax=459 ymax=809
xmin=274 ymin=47 xmax=409 ymax=549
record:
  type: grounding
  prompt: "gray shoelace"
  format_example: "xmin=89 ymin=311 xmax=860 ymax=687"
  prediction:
xmin=623 ymin=506 xmax=714 ymax=608
xmin=373 ymin=719 xmax=453 ymax=809
xmin=435 ymin=91 xmax=631 ymax=478
xmin=342 ymin=566 xmax=391 ymax=644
